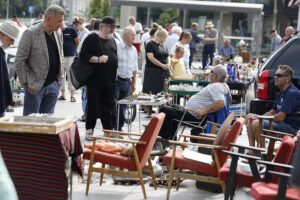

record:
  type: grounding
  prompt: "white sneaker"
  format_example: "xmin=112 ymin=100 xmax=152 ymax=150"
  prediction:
xmin=85 ymin=129 xmax=94 ymax=141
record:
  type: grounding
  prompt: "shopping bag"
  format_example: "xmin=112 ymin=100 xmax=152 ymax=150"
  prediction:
xmin=69 ymin=57 xmax=94 ymax=89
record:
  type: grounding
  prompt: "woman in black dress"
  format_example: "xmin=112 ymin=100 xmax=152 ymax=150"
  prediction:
xmin=142 ymin=28 xmax=169 ymax=115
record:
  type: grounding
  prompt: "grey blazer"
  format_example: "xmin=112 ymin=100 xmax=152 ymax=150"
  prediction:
xmin=15 ymin=22 xmax=64 ymax=95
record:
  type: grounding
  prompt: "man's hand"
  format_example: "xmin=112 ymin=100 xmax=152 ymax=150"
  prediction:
xmin=99 ymin=55 xmax=109 ymax=63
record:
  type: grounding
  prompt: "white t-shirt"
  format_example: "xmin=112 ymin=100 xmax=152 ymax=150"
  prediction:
xmin=128 ymin=22 xmax=142 ymax=43
xmin=185 ymin=82 xmax=230 ymax=113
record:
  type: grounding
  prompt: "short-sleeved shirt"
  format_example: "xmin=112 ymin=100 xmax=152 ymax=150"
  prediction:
xmin=62 ymin=26 xmax=78 ymax=56
xmin=116 ymin=40 xmax=138 ymax=79
xmin=145 ymin=40 xmax=169 ymax=69
xmin=203 ymin=28 xmax=218 ymax=45
xmin=272 ymin=84 xmax=300 ymax=130
xmin=185 ymin=82 xmax=230 ymax=117
xmin=220 ymin=45 xmax=235 ymax=57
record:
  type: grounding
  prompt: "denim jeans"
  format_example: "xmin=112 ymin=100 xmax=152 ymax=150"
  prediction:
xmin=114 ymin=78 xmax=131 ymax=131
xmin=23 ymin=81 xmax=60 ymax=116
xmin=263 ymin=119 xmax=298 ymax=135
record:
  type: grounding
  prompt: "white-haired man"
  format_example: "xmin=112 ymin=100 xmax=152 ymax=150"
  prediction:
xmin=166 ymin=25 xmax=182 ymax=52
xmin=114 ymin=27 xmax=138 ymax=131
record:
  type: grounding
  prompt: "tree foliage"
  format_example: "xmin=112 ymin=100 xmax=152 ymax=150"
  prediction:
xmin=89 ymin=0 xmax=111 ymax=19
xmin=158 ymin=8 xmax=178 ymax=28
xmin=0 ymin=0 xmax=47 ymax=19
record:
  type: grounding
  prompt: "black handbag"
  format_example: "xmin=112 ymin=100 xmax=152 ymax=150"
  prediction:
xmin=69 ymin=56 xmax=94 ymax=89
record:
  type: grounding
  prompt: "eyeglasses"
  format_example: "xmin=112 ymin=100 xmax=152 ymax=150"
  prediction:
xmin=274 ymin=73 xmax=288 ymax=78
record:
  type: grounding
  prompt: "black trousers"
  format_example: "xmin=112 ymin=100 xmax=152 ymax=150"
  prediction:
xmin=158 ymin=104 xmax=202 ymax=140
xmin=202 ymin=44 xmax=215 ymax=69
xmin=86 ymin=85 xmax=116 ymax=130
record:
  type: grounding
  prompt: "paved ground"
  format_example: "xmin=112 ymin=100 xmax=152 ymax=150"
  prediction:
xmin=5 ymin=72 xmax=254 ymax=200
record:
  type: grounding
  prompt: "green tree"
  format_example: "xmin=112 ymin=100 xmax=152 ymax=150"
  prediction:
xmin=89 ymin=0 xmax=111 ymax=19
xmin=158 ymin=8 xmax=178 ymax=28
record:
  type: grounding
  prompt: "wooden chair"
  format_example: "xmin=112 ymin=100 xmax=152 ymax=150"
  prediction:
xmin=83 ymin=113 xmax=165 ymax=199
xmin=219 ymin=135 xmax=295 ymax=200
xmin=163 ymin=117 xmax=245 ymax=200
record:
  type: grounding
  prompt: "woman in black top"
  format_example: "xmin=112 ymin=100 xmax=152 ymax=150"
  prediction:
xmin=143 ymin=28 xmax=169 ymax=94
xmin=79 ymin=16 xmax=118 ymax=140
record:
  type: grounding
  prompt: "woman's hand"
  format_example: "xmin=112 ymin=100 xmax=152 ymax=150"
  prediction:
xmin=161 ymin=63 xmax=170 ymax=71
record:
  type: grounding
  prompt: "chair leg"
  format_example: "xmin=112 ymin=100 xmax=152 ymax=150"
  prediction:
xmin=100 ymin=163 xmax=105 ymax=186
xmin=176 ymin=168 xmax=182 ymax=191
xmin=148 ymin=158 xmax=157 ymax=190
xmin=230 ymin=185 xmax=237 ymax=200
xmin=133 ymin=147 xmax=147 ymax=199
xmin=86 ymin=161 xmax=94 ymax=195
xmin=167 ymin=145 xmax=177 ymax=200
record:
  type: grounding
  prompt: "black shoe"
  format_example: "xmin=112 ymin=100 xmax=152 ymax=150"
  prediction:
xmin=70 ymin=96 xmax=76 ymax=102
xmin=58 ymin=96 xmax=66 ymax=100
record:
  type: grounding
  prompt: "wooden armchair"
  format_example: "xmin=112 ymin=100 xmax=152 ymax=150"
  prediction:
xmin=219 ymin=135 xmax=295 ymax=200
xmin=163 ymin=117 xmax=245 ymax=200
xmin=82 ymin=113 xmax=165 ymax=199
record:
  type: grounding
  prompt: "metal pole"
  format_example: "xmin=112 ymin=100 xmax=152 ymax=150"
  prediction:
xmin=6 ymin=0 xmax=9 ymax=19
xmin=272 ymin=0 xmax=277 ymax=29
xmin=297 ymin=3 xmax=300 ymax=31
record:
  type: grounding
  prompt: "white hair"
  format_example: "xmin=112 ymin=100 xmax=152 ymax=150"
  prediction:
xmin=171 ymin=26 xmax=182 ymax=35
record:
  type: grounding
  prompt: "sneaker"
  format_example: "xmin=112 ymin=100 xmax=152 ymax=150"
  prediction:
xmin=58 ymin=96 xmax=66 ymax=100
xmin=85 ymin=129 xmax=94 ymax=141
xmin=79 ymin=114 xmax=86 ymax=122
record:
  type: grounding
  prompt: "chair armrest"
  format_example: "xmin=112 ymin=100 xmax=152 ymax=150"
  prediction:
xmin=257 ymin=160 xmax=293 ymax=170
xmin=173 ymin=120 xmax=205 ymax=129
xmin=198 ymin=133 xmax=217 ymax=138
xmin=180 ymin=134 xmax=215 ymax=142
xmin=262 ymin=129 xmax=294 ymax=137
xmin=223 ymin=150 xmax=261 ymax=161
xmin=206 ymin=121 xmax=221 ymax=127
xmin=102 ymin=129 xmax=142 ymax=136
xmin=230 ymin=143 xmax=266 ymax=153
xmin=261 ymin=134 xmax=282 ymax=142
xmin=257 ymin=115 xmax=275 ymax=120
xmin=168 ymin=140 xmax=226 ymax=149
xmin=93 ymin=136 xmax=146 ymax=145
xmin=267 ymin=170 xmax=292 ymax=178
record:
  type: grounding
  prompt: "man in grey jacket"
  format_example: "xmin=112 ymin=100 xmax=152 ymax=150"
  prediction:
xmin=15 ymin=5 xmax=65 ymax=116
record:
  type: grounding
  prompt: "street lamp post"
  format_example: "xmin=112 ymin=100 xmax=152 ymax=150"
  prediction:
xmin=6 ymin=0 xmax=9 ymax=19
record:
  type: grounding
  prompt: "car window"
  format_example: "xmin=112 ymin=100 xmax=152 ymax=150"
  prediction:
xmin=270 ymin=38 xmax=300 ymax=77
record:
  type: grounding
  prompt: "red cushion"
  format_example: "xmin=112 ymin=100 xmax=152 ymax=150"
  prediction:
xmin=251 ymin=182 xmax=300 ymax=200
xmin=83 ymin=149 xmax=138 ymax=171
xmin=162 ymin=149 xmax=218 ymax=177
xmin=219 ymin=163 xmax=255 ymax=187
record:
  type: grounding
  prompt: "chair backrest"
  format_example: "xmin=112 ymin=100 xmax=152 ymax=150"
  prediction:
xmin=217 ymin=117 xmax=245 ymax=166
xmin=271 ymin=135 xmax=295 ymax=183
xmin=206 ymin=94 xmax=230 ymax=133
xmin=212 ymin=112 xmax=235 ymax=146
xmin=136 ymin=113 xmax=166 ymax=167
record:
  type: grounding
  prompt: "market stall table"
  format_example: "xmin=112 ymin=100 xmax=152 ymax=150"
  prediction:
xmin=0 ymin=116 xmax=83 ymax=200
xmin=117 ymin=95 xmax=172 ymax=132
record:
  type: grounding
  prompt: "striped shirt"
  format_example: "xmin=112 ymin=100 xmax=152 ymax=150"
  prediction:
xmin=117 ymin=40 xmax=138 ymax=79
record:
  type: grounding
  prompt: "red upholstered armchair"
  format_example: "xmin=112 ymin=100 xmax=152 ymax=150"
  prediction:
xmin=251 ymin=161 xmax=300 ymax=200
xmin=83 ymin=113 xmax=165 ymax=199
xmin=163 ymin=117 xmax=245 ymax=200
xmin=219 ymin=135 xmax=295 ymax=200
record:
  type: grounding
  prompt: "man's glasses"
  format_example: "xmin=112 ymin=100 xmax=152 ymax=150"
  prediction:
xmin=274 ymin=73 xmax=288 ymax=78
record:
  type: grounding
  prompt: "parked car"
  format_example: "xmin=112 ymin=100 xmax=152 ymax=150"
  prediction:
xmin=250 ymin=36 xmax=300 ymax=115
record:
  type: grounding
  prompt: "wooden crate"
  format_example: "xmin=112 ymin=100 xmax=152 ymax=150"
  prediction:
xmin=0 ymin=116 xmax=73 ymax=135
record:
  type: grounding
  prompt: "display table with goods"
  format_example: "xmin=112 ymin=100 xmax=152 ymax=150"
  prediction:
xmin=0 ymin=115 xmax=83 ymax=200
xmin=117 ymin=93 xmax=172 ymax=132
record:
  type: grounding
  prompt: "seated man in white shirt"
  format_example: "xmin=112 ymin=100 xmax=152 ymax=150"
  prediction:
xmin=158 ymin=64 xmax=230 ymax=140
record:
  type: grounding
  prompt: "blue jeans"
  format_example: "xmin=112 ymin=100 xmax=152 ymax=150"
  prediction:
xmin=23 ymin=81 xmax=60 ymax=116
xmin=263 ymin=120 xmax=298 ymax=135
xmin=114 ymin=78 xmax=131 ymax=131
xmin=81 ymin=86 xmax=87 ymax=113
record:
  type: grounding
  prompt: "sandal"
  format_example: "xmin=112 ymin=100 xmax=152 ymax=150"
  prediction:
xmin=70 ymin=97 xmax=76 ymax=102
